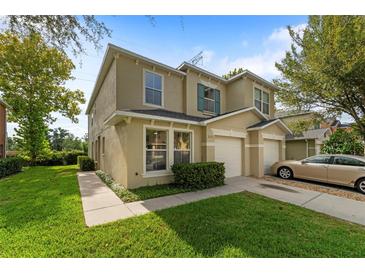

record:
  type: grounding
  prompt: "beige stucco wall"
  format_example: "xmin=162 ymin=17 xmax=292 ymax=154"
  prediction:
xmin=115 ymin=54 xmax=184 ymax=113
xmin=88 ymin=59 xmax=117 ymax=169
xmin=107 ymin=118 xmax=203 ymax=189
xmin=285 ymin=139 xmax=318 ymax=160
xmin=280 ymin=113 xmax=314 ymax=126
xmin=184 ymin=69 xmax=226 ymax=118
xmin=225 ymin=78 xmax=276 ymax=119
xmin=204 ymin=110 xmax=264 ymax=176
xmin=225 ymin=77 xmax=253 ymax=112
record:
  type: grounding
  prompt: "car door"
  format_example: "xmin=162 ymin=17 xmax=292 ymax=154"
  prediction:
xmin=327 ymin=156 xmax=365 ymax=186
xmin=294 ymin=155 xmax=331 ymax=182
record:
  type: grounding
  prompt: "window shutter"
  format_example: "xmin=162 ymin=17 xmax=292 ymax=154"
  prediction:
xmin=197 ymin=84 xmax=205 ymax=111
xmin=214 ymin=89 xmax=220 ymax=115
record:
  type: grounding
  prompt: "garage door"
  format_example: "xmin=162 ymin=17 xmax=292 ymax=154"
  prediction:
xmin=263 ymin=140 xmax=280 ymax=174
xmin=215 ymin=136 xmax=242 ymax=178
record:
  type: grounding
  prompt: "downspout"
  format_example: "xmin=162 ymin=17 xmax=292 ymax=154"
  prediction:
xmin=305 ymin=139 xmax=309 ymax=158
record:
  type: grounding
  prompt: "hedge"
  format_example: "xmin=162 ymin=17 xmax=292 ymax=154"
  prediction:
xmin=171 ymin=162 xmax=225 ymax=189
xmin=78 ymin=156 xmax=95 ymax=171
xmin=0 ymin=157 xmax=23 ymax=179
xmin=23 ymin=150 xmax=87 ymax=166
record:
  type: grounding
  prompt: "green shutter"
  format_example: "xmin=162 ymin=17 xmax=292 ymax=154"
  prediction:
xmin=214 ymin=89 xmax=220 ymax=115
xmin=197 ymin=84 xmax=205 ymax=111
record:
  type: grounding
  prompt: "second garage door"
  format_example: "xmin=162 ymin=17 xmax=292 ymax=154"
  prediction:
xmin=215 ymin=136 xmax=242 ymax=178
xmin=263 ymin=139 xmax=280 ymax=174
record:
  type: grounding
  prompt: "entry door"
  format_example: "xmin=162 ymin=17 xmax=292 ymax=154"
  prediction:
xmin=215 ymin=136 xmax=242 ymax=178
xmin=263 ymin=140 xmax=280 ymax=174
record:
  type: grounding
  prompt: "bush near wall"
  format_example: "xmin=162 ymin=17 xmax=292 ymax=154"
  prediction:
xmin=22 ymin=150 xmax=87 ymax=166
xmin=77 ymin=156 xmax=95 ymax=171
xmin=171 ymin=162 xmax=225 ymax=189
xmin=0 ymin=157 xmax=23 ymax=179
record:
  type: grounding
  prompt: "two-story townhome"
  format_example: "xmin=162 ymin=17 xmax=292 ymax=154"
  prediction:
xmin=86 ymin=44 xmax=291 ymax=189
xmin=0 ymin=99 xmax=7 ymax=158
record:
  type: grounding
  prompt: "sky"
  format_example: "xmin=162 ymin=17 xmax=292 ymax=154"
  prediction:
xmin=6 ymin=15 xmax=336 ymax=138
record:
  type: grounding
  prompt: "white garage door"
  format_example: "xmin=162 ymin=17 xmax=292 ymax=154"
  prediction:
xmin=215 ymin=136 xmax=242 ymax=178
xmin=264 ymin=140 xmax=280 ymax=174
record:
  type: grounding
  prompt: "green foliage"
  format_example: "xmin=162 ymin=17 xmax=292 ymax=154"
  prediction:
xmin=21 ymin=150 xmax=86 ymax=166
xmin=2 ymin=16 xmax=111 ymax=56
xmin=172 ymin=162 xmax=225 ymax=189
xmin=96 ymin=170 xmax=192 ymax=203
xmin=3 ymin=165 xmax=365 ymax=257
xmin=78 ymin=156 xmax=95 ymax=171
xmin=287 ymin=114 xmax=323 ymax=136
xmin=48 ymin=127 xmax=87 ymax=152
xmin=0 ymin=157 xmax=23 ymax=178
xmin=0 ymin=32 xmax=85 ymax=162
xmin=6 ymin=136 xmax=19 ymax=151
xmin=321 ymin=129 xmax=364 ymax=155
xmin=222 ymin=67 xmax=244 ymax=80
xmin=274 ymin=16 xmax=365 ymax=140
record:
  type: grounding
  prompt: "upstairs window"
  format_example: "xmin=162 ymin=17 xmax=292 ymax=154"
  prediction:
xmin=145 ymin=71 xmax=163 ymax=106
xmin=197 ymin=84 xmax=220 ymax=115
xmin=254 ymin=88 xmax=269 ymax=115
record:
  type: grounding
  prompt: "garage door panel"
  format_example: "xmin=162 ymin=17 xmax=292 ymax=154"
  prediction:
xmin=264 ymin=140 xmax=280 ymax=174
xmin=215 ymin=136 xmax=242 ymax=178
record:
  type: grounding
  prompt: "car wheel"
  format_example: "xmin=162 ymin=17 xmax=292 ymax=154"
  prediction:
xmin=278 ymin=167 xmax=292 ymax=179
xmin=356 ymin=179 xmax=365 ymax=194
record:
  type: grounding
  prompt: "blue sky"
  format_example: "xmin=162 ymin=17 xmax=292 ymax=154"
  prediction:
xmin=7 ymin=15 xmax=312 ymax=138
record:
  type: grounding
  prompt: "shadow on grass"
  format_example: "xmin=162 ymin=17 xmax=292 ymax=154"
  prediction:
xmin=153 ymin=192 xmax=365 ymax=257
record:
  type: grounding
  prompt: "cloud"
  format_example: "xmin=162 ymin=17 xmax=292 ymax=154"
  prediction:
xmin=241 ymin=40 xmax=248 ymax=47
xmin=206 ymin=23 xmax=307 ymax=80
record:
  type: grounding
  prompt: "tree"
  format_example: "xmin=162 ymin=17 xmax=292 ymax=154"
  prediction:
xmin=0 ymin=32 xmax=85 ymax=162
xmin=321 ymin=129 xmax=364 ymax=155
xmin=1 ymin=16 xmax=111 ymax=56
xmin=274 ymin=16 xmax=365 ymax=140
xmin=48 ymin=127 xmax=70 ymax=151
xmin=222 ymin=67 xmax=245 ymax=80
xmin=6 ymin=136 xmax=19 ymax=151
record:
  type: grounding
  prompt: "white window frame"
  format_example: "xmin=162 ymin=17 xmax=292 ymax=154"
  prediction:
xmin=143 ymin=69 xmax=164 ymax=108
xmin=253 ymin=86 xmax=270 ymax=116
xmin=173 ymin=130 xmax=192 ymax=164
xmin=143 ymin=125 xmax=194 ymax=177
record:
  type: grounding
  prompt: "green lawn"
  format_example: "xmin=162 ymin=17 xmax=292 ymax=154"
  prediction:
xmin=1 ymin=165 xmax=365 ymax=257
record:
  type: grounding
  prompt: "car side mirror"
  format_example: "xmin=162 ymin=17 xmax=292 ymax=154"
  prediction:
xmin=301 ymin=160 xmax=307 ymax=164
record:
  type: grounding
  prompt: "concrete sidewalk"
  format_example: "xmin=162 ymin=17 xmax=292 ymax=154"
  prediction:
xmin=77 ymin=172 xmax=365 ymax=227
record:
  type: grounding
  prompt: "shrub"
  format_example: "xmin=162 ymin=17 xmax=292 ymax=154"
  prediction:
xmin=20 ymin=150 xmax=87 ymax=166
xmin=321 ymin=129 xmax=364 ymax=155
xmin=63 ymin=150 xmax=87 ymax=165
xmin=0 ymin=157 xmax=23 ymax=179
xmin=78 ymin=156 xmax=95 ymax=171
xmin=171 ymin=162 xmax=225 ymax=189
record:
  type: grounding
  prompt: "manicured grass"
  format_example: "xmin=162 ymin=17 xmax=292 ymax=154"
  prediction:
xmin=1 ymin=165 xmax=365 ymax=257
xmin=96 ymin=170 xmax=192 ymax=202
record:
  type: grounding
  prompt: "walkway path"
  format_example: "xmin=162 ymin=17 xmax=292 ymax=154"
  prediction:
xmin=77 ymin=172 xmax=365 ymax=227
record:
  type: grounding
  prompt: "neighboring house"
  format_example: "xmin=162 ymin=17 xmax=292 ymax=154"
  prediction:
xmin=0 ymin=99 xmax=7 ymax=158
xmin=285 ymin=128 xmax=332 ymax=160
xmin=86 ymin=44 xmax=291 ymax=189
xmin=278 ymin=111 xmax=331 ymax=160
xmin=321 ymin=118 xmax=353 ymax=132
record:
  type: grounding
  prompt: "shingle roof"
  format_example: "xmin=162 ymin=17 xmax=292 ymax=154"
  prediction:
xmin=286 ymin=128 xmax=330 ymax=140
xmin=247 ymin=119 xmax=278 ymax=129
xmin=127 ymin=109 xmax=207 ymax=122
